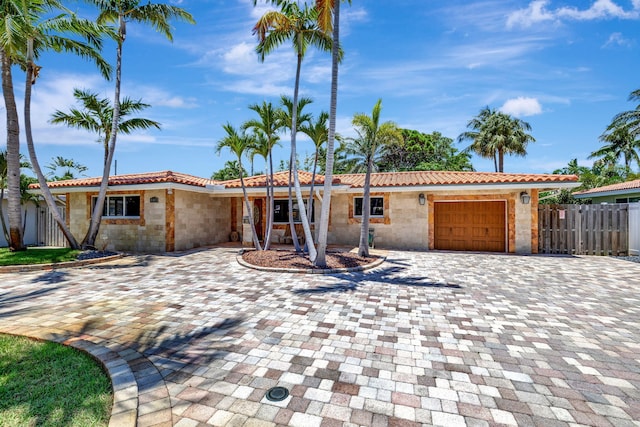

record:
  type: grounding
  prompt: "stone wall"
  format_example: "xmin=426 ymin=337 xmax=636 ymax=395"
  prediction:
xmin=174 ymin=191 xmax=232 ymax=251
xmin=327 ymin=189 xmax=535 ymax=253
xmin=327 ymin=191 xmax=429 ymax=250
xmin=68 ymin=189 xmax=166 ymax=253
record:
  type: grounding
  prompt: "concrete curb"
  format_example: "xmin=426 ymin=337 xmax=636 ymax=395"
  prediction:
xmin=0 ymin=253 xmax=125 ymax=273
xmin=236 ymin=249 xmax=387 ymax=274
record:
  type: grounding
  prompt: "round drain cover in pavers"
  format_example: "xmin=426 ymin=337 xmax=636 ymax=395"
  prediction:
xmin=265 ymin=386 xmax=289 ymax=402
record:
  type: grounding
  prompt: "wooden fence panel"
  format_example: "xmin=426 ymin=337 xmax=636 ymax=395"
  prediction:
xmin=538 ymin=204 xmax=629 ymax=255
xmin=630 ymin=204 xmax=640 ymax=256
xmin=37 ymin=204 xmax=68 ymax=247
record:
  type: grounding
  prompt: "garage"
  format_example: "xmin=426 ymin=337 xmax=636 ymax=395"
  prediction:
xmin=434 ymin=201 xmax=506 ymax=252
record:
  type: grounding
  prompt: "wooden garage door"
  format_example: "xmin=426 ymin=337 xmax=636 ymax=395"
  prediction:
xmin=434 ymin=201 xmax=506 ymax=252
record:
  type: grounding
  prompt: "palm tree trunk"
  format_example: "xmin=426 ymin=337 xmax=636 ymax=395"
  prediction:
xmin=240 ymin=171 xmax=262 ymax=250
xmin=358 ymin=156 xmax=373 ymax=257
xmin=83 ymin=18 xmax=125 ymax=249
xmin=315 ymin=0 xmax=340 ymax=267
xmin=291 ymin=54 xmax=317 ymax=261
xmin=307 ymin=149 xmax=318 ymax=230
xmin=287 ymin=152 xmax=301 ymax=252
xmin=23 ymin=42 xmax=80 ymax=249
xmin=498 ymin=150 xmax=504 ymax=173
xmin=493 ymin=152 xmax=498 ymax=173
xmin=0 ymin=188 xmax=9 ymax=243
xmin=264 ymin=152 xmax=275 ymax=248
xmin=1 ymin=48 xmax=25 ymax=251
xmin=263 ymin=156 xmax=272 ymax=250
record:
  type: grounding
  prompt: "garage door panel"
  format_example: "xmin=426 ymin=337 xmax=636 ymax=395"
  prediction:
xmin=434 ymin=201 xmax=506 ymax=252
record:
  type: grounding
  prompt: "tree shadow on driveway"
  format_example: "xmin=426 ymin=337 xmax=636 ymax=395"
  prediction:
xmin=293 ymin=264 xmax=462 ymax=295
xmin=0 ymin=286 xmax=63 ymax=318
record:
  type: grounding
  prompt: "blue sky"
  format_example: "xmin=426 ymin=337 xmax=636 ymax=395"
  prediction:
xmin=3 ymin=0 xmax=640 ymax=179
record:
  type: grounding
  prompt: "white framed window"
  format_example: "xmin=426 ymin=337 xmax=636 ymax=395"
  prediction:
xmin=92 ymin=195 xmax=141 ymax=218
xmin=354 ymin=196 xmax=384 ymax=217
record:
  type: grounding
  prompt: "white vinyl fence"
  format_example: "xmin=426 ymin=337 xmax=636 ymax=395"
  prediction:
xmin=630 ymin=203 xmax=640 ymax=256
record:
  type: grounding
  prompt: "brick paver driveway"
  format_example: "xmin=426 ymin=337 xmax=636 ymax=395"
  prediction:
xmin=1 ymin=247 xmax=640 ymax=427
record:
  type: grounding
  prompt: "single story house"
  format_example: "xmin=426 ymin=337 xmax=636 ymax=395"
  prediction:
xmin=573 ymin=179 xmax=640 ymax=204
xmin=31 ymin=169 xmax=579 ymax=254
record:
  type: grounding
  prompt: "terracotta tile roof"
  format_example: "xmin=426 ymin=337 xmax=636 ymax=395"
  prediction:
xmin=219 ymin=170 xmax=335 ymax=188
xmin=29 ymin=170 xmax=215 ymax=189
xmin=573 ymin=179 xmax=640 ymax=196
xmin=333 ymin=170 xmax=579 ymax=187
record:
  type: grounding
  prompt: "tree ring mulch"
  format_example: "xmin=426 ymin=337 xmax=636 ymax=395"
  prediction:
xmin=240 ymin=249 xmax=384 ymax=273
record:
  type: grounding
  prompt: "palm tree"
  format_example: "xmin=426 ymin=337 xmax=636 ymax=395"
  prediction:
xmin=278 ymin=95 xmax=313 ymax=252
xmin=2 ymin=0 xmax=112 ymax=250
xmin=1 ymin=0 xmax=28 ymax=251
xmin=243 ymin=101 xmax=282 ymax=250
xmin=458 ymin=107 xmax=535 ymax=173
xmin=299 ymin=111 xmax=328 ymax=223
xmin=248 ymin=131 xmax=273 ymax=248
xmin=254 ymin=0 xmax=333 ymax=261
xmin=346 ymin=99 xmax=402 ymax=257
xmin=216 ymin=123 xmax=262 ymax=251
xmin=613 ymin=89 xmax=640 ymax=137
xmin=314 ymin=0 xmax=349 ymax=267
xmin=51 ymin=88 xmax=161 ymax=169
xmin=45 ymin=156 xmax=89 ymax=181
xmin=590 ymin=125 xmax=640 ymax=173
xmin=83 ymin=0 xmax=194 ymax=249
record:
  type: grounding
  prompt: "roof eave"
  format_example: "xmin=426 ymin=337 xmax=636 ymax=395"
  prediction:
xmin=574 ymin=187 xmax=640 ymax=199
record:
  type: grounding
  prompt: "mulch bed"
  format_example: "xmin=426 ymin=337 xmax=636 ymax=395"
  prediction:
xmin=242 ymin=249 xmax=380 ymax=270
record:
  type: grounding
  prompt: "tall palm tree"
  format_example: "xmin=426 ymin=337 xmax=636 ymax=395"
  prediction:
xmin=314 ymin=0 xmax=349 ymax=267
xmin=254 ymin=0 xmax=333 ymax=261
xmin=83 ymin=0 xmax=194 ymax=249
xmin=216 ymin=123 xmax=262 ymax=251
xmin=346 ymin=99 xmax=402 ymax=257
xmin=2 ymin=0 xmax=29 ymax=251
xmin=278 ymin=95 xmax=313 ymax=252
xmin=299 ymin=111 xmax=328 ymax=223
xmin=613 ymin=89 xmax=640 ymax=136
xmin=248 ymin=131 xmax=273 ymax=249
xmin=51 ymin=88 xmax=161 ymax=168
xmin=243 ymin=101 xmax=282 ymax=250
xmin=458 ymin=107 xmax=535 ymax=173
xmin=2 ymin=0 xmax=112 ymax=250
xmin=590 ymin=125 xmax=640 ymax=173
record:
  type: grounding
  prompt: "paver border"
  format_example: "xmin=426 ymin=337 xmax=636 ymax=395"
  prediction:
xmin=0 ymin=253 xmax=125 ymax=273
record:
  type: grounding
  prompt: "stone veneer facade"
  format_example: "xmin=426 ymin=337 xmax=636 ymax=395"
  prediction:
xmin=326 ymin=189 xmax=538 ymax=254
xmin=68 ymin=189 xmax=232 ymax=253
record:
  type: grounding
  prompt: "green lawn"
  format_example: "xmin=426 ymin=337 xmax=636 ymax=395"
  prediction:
xmin=0 ymin=334 xmax=112 ymax=427
xmin=0 ymin=248 xmax=80 ymax=266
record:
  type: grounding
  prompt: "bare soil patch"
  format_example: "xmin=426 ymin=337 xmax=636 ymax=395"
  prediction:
xmin=242 ymin=249 xmax=380 ymax=270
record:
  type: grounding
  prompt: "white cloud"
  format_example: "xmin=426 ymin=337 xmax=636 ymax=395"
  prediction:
xmin=603 ymin=32 xmax=634 ymax=47
xmin=500 ymin=97 xmax=543 ymax=117
xmin=557 ymin=0 xmax=637 ymax=20
xmin=507 ymin=0 xmax=557 ymax=28
xmin=507 ymin=0 xmax=640 ymax=28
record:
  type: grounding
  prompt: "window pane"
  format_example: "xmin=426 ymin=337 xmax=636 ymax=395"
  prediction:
xmin=125 ymin=196 xmax=140 ymax=216
xmin=354 ymin=198 xmax=363 ymax=216
xmin=370 ymin=197 xmax=384 ymax=216
xmin=273 ymin=200 xmax=289 ymax=223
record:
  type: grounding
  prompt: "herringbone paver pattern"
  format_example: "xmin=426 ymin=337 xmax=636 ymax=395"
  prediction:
xmin=1 ymin=247 xmax=639 ymax=426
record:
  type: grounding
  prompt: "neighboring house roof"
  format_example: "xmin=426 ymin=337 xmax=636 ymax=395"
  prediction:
xmin=573 ymin=179 xmax=640 ymax=198
xmin=29 ymin=170 xmax=215 ymax=190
